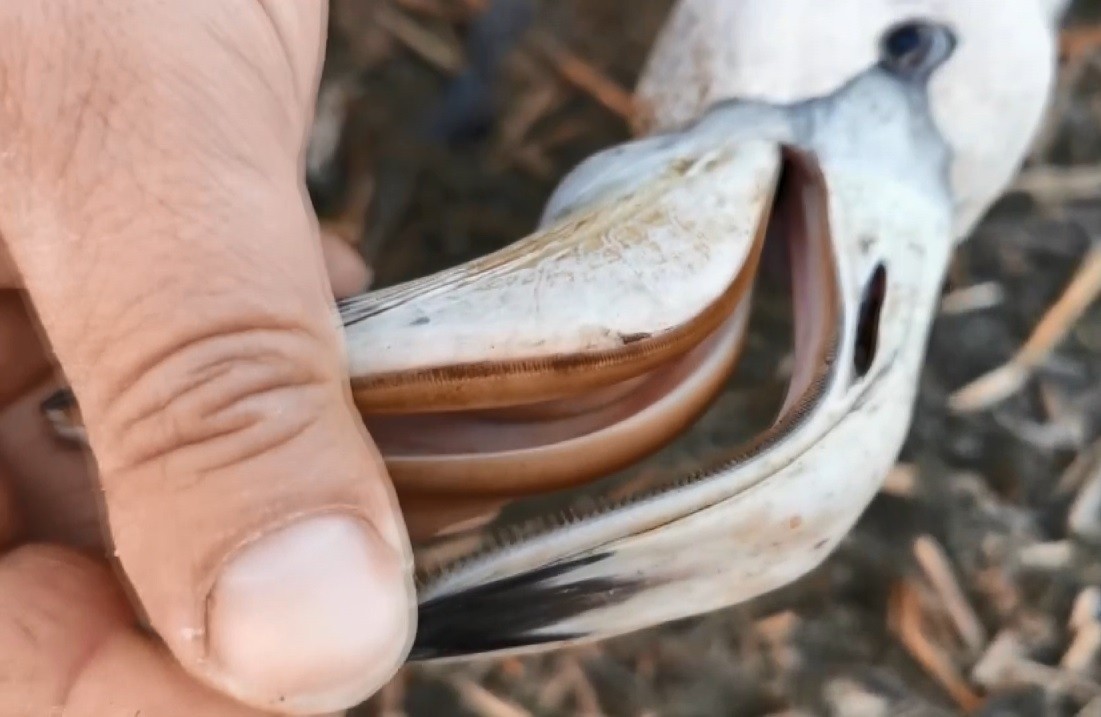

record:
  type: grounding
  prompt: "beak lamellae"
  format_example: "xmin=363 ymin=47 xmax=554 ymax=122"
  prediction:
xmin=340 ymin=140 xmax=791 ymax=504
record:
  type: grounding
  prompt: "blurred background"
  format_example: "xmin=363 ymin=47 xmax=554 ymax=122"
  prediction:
xmin=308 ymin=1 xmax=1101 ymax=714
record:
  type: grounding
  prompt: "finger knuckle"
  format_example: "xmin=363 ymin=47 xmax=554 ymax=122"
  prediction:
xmin=101 ymin=324 xmax=335 ymax=476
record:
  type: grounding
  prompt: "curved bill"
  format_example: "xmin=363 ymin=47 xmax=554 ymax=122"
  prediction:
xmin=401 ymin=64 xmax=958 ymax=660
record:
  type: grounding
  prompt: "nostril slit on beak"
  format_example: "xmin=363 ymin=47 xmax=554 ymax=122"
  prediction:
xmin=853 ymin=263 xmax=887 ymax=378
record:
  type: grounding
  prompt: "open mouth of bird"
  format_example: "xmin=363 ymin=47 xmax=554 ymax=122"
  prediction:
xmin=341 ymin=111 xmax=942 ymax=653
xmin=332 ymin=52 xmax=967 ymax=655
xmin=345 ymin=142 xmax=843 ymax=526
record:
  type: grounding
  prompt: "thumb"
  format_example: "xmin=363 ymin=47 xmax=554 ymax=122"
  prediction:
xmin=0 ymin=3 xmax=414 ymax=714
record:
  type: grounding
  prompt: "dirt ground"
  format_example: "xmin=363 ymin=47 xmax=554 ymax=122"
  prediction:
xmin=309 ymin=1 xmax=1101 ymax=714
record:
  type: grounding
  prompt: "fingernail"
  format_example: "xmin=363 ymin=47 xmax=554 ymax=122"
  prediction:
xmin=206 ymin=515 xmax=414 ymax=713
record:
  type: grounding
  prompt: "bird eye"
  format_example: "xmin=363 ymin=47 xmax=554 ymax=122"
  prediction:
xmin=879 ymin=22 xmax=955 ymax=78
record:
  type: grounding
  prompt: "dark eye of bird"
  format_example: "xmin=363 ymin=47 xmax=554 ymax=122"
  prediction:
xmin=880 ymin=22 xmax=954 ymax=78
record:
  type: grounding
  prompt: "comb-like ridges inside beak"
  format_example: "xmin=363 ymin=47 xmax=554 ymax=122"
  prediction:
xmin=338 ymin=141 xmax=782 ymax=499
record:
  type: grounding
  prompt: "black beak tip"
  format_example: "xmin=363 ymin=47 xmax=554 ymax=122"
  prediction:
xmin=406 ymin=552 xmax=646 ymax=662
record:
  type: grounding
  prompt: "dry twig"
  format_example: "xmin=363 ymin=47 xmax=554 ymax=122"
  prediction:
xmin=1072 ymin=589 xmax=1101 ymax=632
xmin=450 ymin=676 xmax=534 ymax=717
xmin=1069 ymin=460 xmax=1101 ymax=545
xmin=939 ymin=281 xmax=1005 ymax=316
xmin=881 ymin=463 xmax=920 ymax=497
xmin=1063 ymin=623 xmax=1101 ymax=673
xmin=497 ymin=83 xmax=566 ymax=151
xmin=376 ymin=2 xmax=466 ymax=75
xmin=912 ymin=536 xmax=988 ymax=654
xmin=1066 ymin=588 xmax=1101 ymax=674
xmin=1012 ymin=165 xmax=1101 ymax=207
xmin=974 ymin=630 xmax=1101 ymax=702
xmin=1057 ymin=436 xmax=1101 ymax=496
xmin=1079 ymin=695 xmax=1101 ymax=717
xmin=527 ymin=32 xmax=636 ymax=120
xmin=949 ymin=243 xmax=1101 ymax=413
xmin=565 ymin=659 xmax=604 ymax=716
xmin=889 ymin=581 xmax=985 ymax=713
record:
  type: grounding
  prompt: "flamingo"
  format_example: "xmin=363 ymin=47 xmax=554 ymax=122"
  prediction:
xmin=46 ymin=0 xmax=1071 ymax=662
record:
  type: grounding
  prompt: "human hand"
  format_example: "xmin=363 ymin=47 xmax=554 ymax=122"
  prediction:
xmin=0 ymin=2 xmax=415 ymax=715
